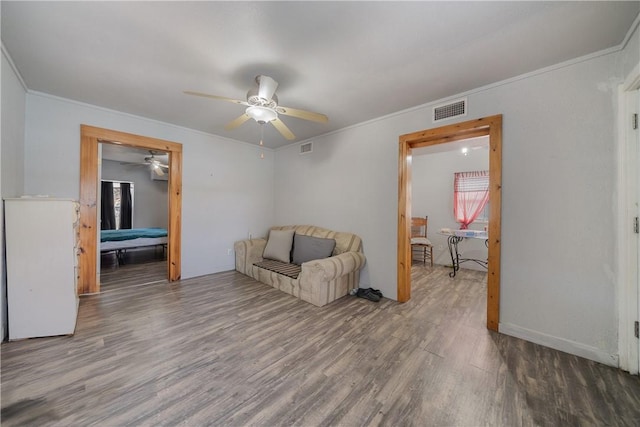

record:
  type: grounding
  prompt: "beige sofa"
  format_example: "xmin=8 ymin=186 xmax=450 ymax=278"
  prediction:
xmin=234 ymin=225 xmax=366 ymax=307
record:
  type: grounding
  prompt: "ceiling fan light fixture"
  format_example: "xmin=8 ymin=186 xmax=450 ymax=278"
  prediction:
xmin=185 ymin=74 xmax=326 ymax=141
xmin=246 ymin=105 xmax=277 ymax=124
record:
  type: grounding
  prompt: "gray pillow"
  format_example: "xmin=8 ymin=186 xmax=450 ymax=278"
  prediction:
xmin=292 ymin=234 xmax=336 ymax=265
xmin=263 ymin=229 xmax=295 ymax=263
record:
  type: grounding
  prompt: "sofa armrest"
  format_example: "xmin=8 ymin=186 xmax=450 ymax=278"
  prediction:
xmin=300 ymin=251 xmax=366 ymax=282
xmin=234 ymin=238 xmax=267 ymax=276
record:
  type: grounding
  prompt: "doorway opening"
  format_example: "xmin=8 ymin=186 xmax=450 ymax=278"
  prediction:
xmin=98 ymin=145 xmax=169 ymax=291
xmin=77 ymin=125 xmax=183 ymax=295
xmin=398 ymin=115 xmax=502 ymax=331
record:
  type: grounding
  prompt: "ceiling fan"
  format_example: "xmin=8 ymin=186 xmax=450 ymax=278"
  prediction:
xmin=122 ymin=151 xmax=169 ymax=176
xmin=184 ymin=75 xmax=328 ymax=140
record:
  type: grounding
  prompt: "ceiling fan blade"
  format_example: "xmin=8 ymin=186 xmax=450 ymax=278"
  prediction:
xmin=225 ymin=113 xmax=251 ymax=130
xmin=271 ymin=118 xmax=295 ymax=140
xmin=276 ymin=106 xmax=328 ymax=124
xmin=257 ymin=75 xmax=278 ymax=101
xmin=183 ymin=91 xmax=249 ymax=107
xmin=150 ymin=159 xmax=169 ymax=169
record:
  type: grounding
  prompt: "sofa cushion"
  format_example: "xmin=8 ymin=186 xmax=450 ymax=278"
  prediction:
xmin=292 ymin=233 xmax=336 ymax=265
xmin=263 ymin=229 xmax=295 ymax=263
xmin=270 ymin=225 xmax=362 ymax=255
xmin=254 ymin=259 xmax=301 ymax=279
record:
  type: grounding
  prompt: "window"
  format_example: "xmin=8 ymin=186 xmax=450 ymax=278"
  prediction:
xmin=113 ymin=183 xmax=122 ymax=229
xmin=101 ymin=180 xmax=134 ymax=230
xmin=476 ymin=202 xmax=490 ymax=223
xmin=454 ymin=170 xmax=489 ymax=229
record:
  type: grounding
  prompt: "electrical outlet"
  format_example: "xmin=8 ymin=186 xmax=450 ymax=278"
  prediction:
xmin=227 ymin=248 xmax=232 ymax=256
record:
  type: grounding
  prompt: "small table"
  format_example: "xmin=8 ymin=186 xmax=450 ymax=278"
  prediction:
xmin=440 ymin=230 xmax=488 ymax=278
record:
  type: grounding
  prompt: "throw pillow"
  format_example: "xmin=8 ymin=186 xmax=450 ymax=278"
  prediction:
xmin=263 ymin=229 xmax=295 ymax=263
xmin=291 ymin=233 xmax=336 ymax=265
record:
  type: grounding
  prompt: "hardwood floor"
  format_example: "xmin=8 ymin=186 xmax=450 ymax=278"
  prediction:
xmin=2 ymin=265 xmax=639 ymax=426
xmin=100 ymin=250 xmax=167 ymax=293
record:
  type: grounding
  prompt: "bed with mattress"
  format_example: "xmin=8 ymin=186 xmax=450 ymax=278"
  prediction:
xmin=100 ymin=227 xmax=167 ymax=264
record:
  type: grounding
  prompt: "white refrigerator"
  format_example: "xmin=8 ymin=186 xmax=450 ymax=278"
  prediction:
xmin=4 ymin=198 xmax=80 ymax=340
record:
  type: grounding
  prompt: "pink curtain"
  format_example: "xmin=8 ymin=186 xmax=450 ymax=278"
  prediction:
xmin=454 ymin=171 xmax=489 ymax=229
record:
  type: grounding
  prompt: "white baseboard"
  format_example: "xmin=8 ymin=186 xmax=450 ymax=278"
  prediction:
xmin=499 ymin=322 xmax=619 ymax=367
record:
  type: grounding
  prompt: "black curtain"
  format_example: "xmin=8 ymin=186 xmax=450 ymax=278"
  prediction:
xmin=101 ymin=181 xmax=116 ymax=230
xmin=120 ymin=182 xmax=133 ymax=229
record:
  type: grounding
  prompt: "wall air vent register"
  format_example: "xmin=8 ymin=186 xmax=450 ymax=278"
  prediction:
xmin=300 ymin=142 xmax=313 ymax=155
xmin=433 ymin=98 xmax=467 ymax=122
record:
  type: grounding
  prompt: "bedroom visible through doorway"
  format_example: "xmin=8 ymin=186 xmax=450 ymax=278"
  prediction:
xmin=77 ymin=125 xmax=183 ymax=295
xmin=98 ymin=144 xmax=170 ymax=292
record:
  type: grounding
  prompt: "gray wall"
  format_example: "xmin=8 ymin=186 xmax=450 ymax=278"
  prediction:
xmin=101 ymin=159 xmax=168 ymax=229
xmin=1 ymin=49 xmax=27 ymax=341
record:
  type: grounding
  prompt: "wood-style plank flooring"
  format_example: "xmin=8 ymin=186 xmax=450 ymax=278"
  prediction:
xmin=100 ymin=249 xmax=167 ymax=293
xmin=2 ymin=265 xmax=639 ymax=426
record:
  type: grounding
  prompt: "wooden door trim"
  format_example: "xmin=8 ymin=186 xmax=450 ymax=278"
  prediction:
xmin=78 ymin=125 xmax=183 ymax=294
xmin=397 ymin=115 xmax=502 ymax=331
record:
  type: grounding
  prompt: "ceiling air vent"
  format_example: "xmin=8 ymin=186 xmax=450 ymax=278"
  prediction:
xmin=433 ymin=98 xmax=467 ymax=122
xmin=300 ymin=142 xmax=313 ymax=155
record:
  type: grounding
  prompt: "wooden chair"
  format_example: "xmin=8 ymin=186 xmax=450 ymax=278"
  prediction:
xmin=411 ymin=216 xmax=434 ymax=267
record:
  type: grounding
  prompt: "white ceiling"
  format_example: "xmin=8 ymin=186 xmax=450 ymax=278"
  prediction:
xmin=2 ymin=1 xmax=638 ymax=149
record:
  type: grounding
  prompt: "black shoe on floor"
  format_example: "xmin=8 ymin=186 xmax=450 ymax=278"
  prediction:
xmin=369 ymin=288 xmax=383 ymax=298
xmin=356 ymin=288 xmax=380 ymax=302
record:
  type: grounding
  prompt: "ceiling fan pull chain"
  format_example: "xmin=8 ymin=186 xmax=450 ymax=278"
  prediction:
xmin=259 ymin=124 xmax=265 ymax=159
xmin=259 ymin=124 xmax=264 ymax=146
